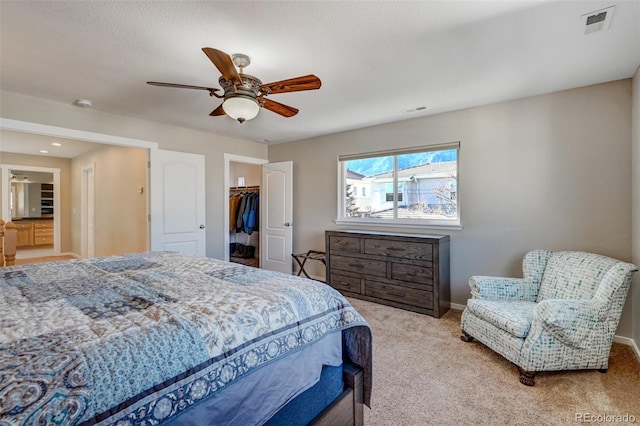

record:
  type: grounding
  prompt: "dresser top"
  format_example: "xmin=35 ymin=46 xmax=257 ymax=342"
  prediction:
xmin=328 ymin=229 xmax=449 ymax=241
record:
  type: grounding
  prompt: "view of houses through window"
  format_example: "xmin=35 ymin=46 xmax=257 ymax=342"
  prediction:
xmin=341 ymin=146 xmax=458 ymax=223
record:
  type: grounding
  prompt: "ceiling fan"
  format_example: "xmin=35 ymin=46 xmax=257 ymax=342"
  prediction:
xmin=147 ymin=47 xmax=322 ymax=123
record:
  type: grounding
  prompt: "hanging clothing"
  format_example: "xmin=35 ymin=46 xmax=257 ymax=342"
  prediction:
xmin=244 ymin=194 xmax=259 ymax=235
xmin=229 ymin=194 xmax=241 ymax=231
xmin=229 ymin=188 xmax=259 ymax=234
xmin=235 ymin=193 xmax=248 ymax=232
xmin=241 ymin=193 xmax=253 ymax=234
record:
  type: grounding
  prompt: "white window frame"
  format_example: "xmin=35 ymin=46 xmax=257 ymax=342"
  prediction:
xmin=336 ymin=142 xmax=462 ymax=230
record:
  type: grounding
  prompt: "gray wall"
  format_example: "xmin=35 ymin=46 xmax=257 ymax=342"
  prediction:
xmin=268 ymin=79 xmax=635 ymax=338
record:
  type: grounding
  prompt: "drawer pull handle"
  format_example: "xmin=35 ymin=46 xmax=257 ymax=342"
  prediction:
xmin=340 ymin=282 xmax=351 ymax=286
xmin=348 ymin=263 xmax=364 ymax=268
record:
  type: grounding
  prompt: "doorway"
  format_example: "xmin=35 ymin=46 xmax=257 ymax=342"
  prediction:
xmin=0 ymin=164 xmax=61 ymax=259
xmin=225 ymin=155 xmax=266 ymax=268
xmin=224 ymin=154 xmax=293 ymax=274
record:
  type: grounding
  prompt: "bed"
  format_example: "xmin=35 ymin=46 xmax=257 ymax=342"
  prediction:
xmin=0 ymin=250 xmax=372 ymax=425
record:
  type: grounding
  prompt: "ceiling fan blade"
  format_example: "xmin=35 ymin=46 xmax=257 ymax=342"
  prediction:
xmin=209 ymin=104 xmax=226 ymax=116
xmin=261 ymin=98 xmax=299 ymax=117
xmin=259 ymin=74 xmax=321 ymax=95
xmin=147 ymin=81 xmax=219 ymax=92
xmin=202 ymin=47 xmax=241 ymax=83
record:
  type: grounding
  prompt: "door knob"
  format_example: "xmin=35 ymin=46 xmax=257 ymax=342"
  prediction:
xmin=199 ymin=224 xmax=205 ymax=229
xmin=284 ymin=222 xmax=291 ymax=227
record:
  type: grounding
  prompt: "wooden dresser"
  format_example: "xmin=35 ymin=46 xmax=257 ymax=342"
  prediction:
xmin=325 ymin=230 xmax=450 ymax=318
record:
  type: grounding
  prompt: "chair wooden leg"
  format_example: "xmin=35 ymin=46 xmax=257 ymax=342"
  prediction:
xmin=518 ymin=367 xmax=536 ymax=386
xmin=460 ymin=331 xmax=474 ymax=342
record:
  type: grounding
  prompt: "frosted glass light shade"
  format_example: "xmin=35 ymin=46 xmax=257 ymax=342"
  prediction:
xmin=223 ymin=96 xmax=260 ymax=122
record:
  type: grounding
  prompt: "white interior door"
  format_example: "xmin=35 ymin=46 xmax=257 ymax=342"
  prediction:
xmin=261 ymin=161 xmax=293 ymax=273
xmin=150 ymin=149 xmax=206 ymax=256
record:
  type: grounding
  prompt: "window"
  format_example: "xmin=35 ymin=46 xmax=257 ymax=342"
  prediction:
xmin=338 ymin=143 xmax=460 ymax=227
xmin=385 ymin=183 xmax=403 ymax=202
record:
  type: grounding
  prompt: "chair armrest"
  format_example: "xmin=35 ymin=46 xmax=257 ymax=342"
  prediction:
xmin=469 ymin=276 xmax=539 ymax=301
xmin=532 ymin=299 xmax=609 ymax=348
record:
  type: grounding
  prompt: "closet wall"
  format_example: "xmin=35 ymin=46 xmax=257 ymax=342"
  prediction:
xmin=229 ymin=161 xmax=261 ymax=267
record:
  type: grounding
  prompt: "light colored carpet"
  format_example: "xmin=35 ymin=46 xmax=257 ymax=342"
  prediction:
xmin=348 ymin=298 xmax=640 ymax=425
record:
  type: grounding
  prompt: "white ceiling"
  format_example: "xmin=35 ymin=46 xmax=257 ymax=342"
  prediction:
xmin=0 ymin=130 xmax=103 ymax=158
xmin=1 ymin=1 xmax=639 ymax=147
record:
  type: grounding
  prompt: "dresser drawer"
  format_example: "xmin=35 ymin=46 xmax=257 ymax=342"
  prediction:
xmin=34 ymin=236 xmax=53 ymax=245
xmin=330 ymin=273 xmax=361 ymax=294
xmin=330 ymin=254 xmax=387 ymax=278
xmin=364 ymin=239 xmax=433 ymax=261
xmin=391 ymin=263 xmax=434 ymax=287
xmin=328 ymin=235 xmax=361 ymax=253
xmin=13 ymin=222 xmax=33 ymax=230
xmin=34 ymin=222 xmax=53 ymax=229
xmin=34 ymin=228 xmax=53 ymax=237
xmin=365 ymin=280 xmax=433 ymax=308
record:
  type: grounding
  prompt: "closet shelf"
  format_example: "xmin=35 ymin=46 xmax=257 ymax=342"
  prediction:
xmin=229 ymin=185 xmax=260 ymax=192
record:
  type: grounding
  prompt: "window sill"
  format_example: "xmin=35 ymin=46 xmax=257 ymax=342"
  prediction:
xmin=334 ymin=219 xmax=463 ymax=231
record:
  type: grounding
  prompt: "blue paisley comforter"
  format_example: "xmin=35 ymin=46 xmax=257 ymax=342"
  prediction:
xmin=0 ymin=251 xmax=372 ymax=425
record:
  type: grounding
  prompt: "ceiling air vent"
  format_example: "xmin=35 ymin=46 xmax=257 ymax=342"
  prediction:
xmin=581 ymin=6 xmax=615 ymax=35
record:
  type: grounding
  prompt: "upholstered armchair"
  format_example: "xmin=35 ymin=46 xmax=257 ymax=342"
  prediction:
xmin=460 ymin=250 xmax=637 ymax=385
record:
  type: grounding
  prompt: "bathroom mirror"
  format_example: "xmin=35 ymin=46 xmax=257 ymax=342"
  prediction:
xmin=9 ymin=170 xmax=54 ymax=219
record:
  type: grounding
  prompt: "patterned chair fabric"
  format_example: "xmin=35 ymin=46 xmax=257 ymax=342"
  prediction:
xmin=461 ymin=250 xmax=637 ymax=385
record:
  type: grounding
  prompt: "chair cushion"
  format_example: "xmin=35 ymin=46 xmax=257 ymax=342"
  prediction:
xmin=537 ymin=252 xmax=619 ymax=301
xmin=466 ymin=300 xmax=537 ymax=338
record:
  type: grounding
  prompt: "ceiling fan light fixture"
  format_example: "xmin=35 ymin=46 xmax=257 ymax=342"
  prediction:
xmin=223 ymin=95 xmax=260 ymax=123
xmin=149 ymin=48 xmax=321 ymax=121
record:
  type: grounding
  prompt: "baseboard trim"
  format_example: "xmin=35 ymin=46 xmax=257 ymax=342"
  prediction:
xmin=61 ymin=252 xmax=81 ymax=259
xmin=449 ymin=302 xmax=466 ymax=311
xmin=613 ymin=335 xmax=640 ymax=362
xmin=447 ymin=302 xmax=639 ymax=361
